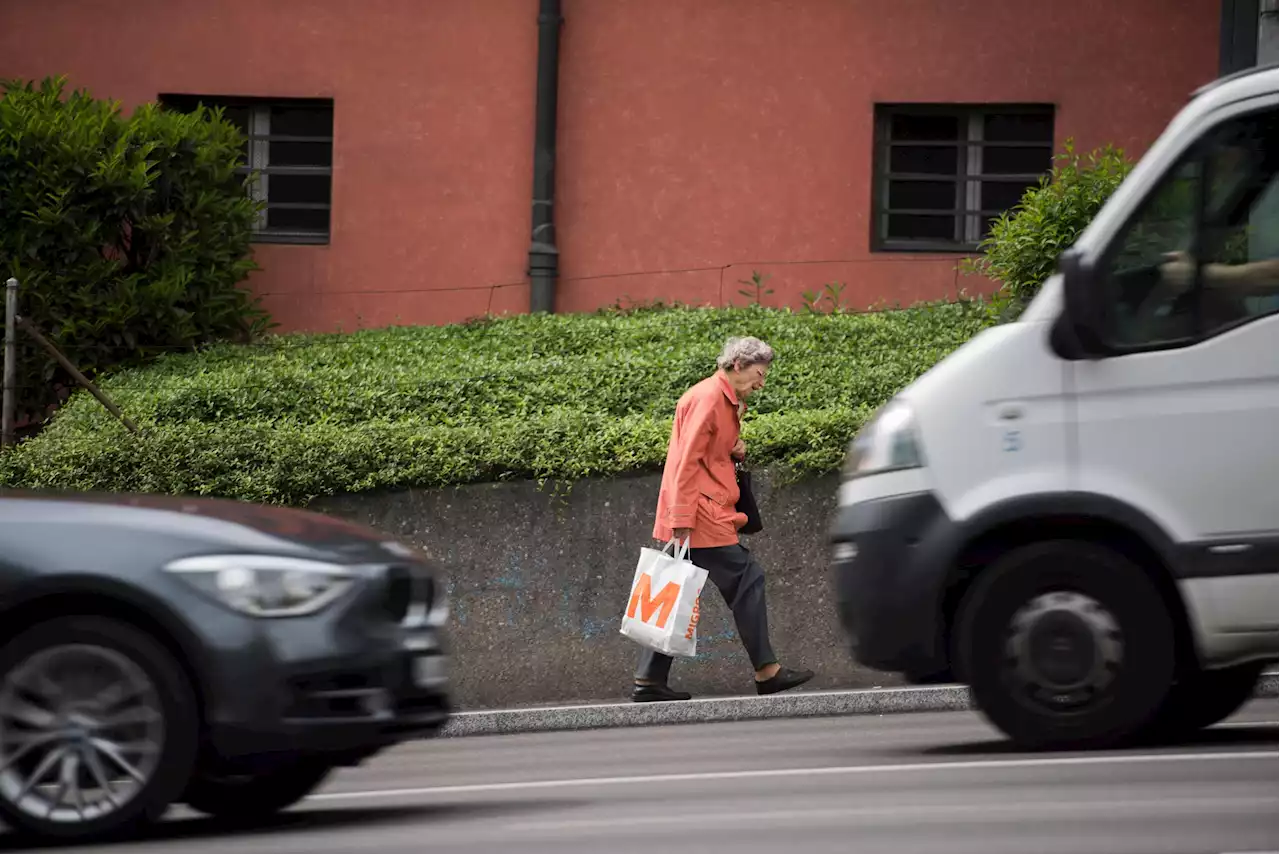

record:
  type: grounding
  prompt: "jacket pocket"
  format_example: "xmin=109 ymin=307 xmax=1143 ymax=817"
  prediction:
xmin=699 ymin=494 xmax=748 ymax=533
xmin=703 ymin=490 xmax=749 ymax=524
xmin=700 ymin=488 xmax=729 ymax=507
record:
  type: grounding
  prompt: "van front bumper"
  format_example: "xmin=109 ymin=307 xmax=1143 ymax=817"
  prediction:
xmin=829 ymin=490 xmax=956 ymax=680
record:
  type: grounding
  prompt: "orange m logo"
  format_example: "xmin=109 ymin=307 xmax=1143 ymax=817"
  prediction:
xmin=627 ymin=574 xmax=680 ymax=629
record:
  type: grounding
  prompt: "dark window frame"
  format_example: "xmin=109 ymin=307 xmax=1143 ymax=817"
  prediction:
xmin=160 ymin=94 xmax=334 ymax=246
xmin=871 ymin=103 xmax=1056 ymax=254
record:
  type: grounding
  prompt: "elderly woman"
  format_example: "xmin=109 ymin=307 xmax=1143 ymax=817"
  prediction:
xmin=632 ymin=336 xmax=814 ymax=702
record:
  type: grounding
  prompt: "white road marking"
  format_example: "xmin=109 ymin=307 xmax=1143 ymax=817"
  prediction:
xmin=508 ymin=795 xmax=1276 ymax=834
xmin=309 ymin=749 xmax=1278 ymax=802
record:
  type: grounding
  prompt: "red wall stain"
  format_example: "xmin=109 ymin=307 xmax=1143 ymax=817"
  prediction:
xmin=1 ymin=0 xmax=1220 ymax=332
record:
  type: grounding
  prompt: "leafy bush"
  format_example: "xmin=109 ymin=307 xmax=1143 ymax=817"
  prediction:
xmin=0 ymin=302 xmax=999 ymax=505
xmin=965 ymin=141 xmax=1134 ymax=308
xmin=0 ymin=76 xmax=270 ymax=425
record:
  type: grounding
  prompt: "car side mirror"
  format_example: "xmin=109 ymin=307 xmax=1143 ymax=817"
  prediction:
xmin=1056 ymin=248 xmax=1110 ymax=358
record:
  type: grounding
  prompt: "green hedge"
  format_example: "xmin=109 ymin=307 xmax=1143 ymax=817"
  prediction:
xmin=0 ymin=302 xmax=999 ymax=505
xmin=1 ymin=77 xmax=270 ymax=425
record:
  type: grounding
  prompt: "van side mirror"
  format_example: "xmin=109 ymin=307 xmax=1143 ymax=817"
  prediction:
xmin=1057 ymin=248 xmax=1110 ymax=358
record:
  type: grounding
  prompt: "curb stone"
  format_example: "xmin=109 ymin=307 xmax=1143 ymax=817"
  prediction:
xmin=439 ymin=672 xmax=1278 ymax=738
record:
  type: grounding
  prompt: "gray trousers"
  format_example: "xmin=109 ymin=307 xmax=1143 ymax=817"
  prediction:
xmin=635 ymin=543 xmax=778 ymax=683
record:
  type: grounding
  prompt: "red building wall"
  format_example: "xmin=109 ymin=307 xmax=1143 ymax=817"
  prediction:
xmin=0 ymin=0 xmax=1221 ymax=332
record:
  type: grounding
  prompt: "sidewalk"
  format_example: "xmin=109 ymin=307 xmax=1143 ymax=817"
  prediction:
xmin=440 ymin=672 xmax=1279 ymax=738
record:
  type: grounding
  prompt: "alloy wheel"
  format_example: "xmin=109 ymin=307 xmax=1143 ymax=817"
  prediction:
xmin=0 ymin=643 xmax=165 ymax=825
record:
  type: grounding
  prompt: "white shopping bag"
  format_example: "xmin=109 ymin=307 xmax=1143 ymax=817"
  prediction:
xmin=619 ymin=539 xmax=708 ymax=658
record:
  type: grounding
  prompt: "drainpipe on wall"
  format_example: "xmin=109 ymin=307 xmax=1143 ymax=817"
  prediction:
xmin=528 ymin=0 xmax=563 ymax=314
xmin=1259 ymin=0 xmax=1279 ymax=65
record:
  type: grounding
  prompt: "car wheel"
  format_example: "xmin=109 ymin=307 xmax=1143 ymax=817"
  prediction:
xmin=0 ymin=616 xmax=198 ymax=841
xmin=1147 ymin=661 xmax=1266 ymax=740
xmin=955 ymin=540 xmax=1175 ymax=751
xmin=183 ymin=759 xmax=333 ymax=821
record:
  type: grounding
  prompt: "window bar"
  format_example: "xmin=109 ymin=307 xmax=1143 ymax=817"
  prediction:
xmin=875 ymin=116 xmax=887 ymax=245
xmin=885 ymin=139 xmax=1051 ymax=148
xmin=249 ymin=106 xmax=271 ymax=232
xmin=953 ymin=133 xmax=966 ymax=245
xmin=964 ymin=113 xmax=984 ymax=244
xmin=245 ymin=135 xmax=335 ymax=144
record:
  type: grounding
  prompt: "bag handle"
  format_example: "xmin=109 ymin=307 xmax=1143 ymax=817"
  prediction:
xmin=661 ymin=537 xmax=691 ymax=562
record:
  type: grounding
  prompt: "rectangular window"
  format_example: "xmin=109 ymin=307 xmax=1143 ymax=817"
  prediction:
xmin=872 ymin=104 xmax=1055 ymax=252
xmin=161 ymin=95 xmax=334 ymax=245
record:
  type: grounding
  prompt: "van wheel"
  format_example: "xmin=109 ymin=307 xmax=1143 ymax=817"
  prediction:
xmin=1147 ymin=661 xmax=1266 ymax=740
xmin=183 ymin=759 xmax=332 ymax=821
xmin=0 ymin=617 xmax=198 ymax=841
xmin=955 ymin=540 xmax=1175 ymax=750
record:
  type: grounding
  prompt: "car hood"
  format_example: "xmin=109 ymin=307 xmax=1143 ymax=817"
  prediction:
xmin=0 ymin=490 xmax=423 ymax=565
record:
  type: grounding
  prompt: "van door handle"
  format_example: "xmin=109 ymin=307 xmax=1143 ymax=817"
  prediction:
xmin=998 ymin=404 xmax=1025 ymax=421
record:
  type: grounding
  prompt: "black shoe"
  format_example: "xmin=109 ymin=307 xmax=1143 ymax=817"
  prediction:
xmin=632 ymin=682 xmax=693 ymax=703
xmin=755 ymin=667 xmax=814 ymax=696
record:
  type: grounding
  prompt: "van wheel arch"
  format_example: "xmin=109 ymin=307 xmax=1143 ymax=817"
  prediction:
xmin=941 ymin=512 xmax=1196 ymax=684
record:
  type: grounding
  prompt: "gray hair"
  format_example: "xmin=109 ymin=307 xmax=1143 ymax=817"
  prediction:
xmin=716 ymin=336 xmax=775 ymax=372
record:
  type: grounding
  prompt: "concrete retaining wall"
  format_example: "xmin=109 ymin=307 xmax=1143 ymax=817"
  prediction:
xmin=316 ymin=471 xmax=897 ymax=710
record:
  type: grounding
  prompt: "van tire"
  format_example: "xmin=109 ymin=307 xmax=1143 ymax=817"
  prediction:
xmin=955 ymin=540 xmax=1175 ymax=750
xmin=1147 ymin=661 xmax=1266 ymax=740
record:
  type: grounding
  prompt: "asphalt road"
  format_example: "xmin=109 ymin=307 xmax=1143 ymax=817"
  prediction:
xmin=4 ymin=700 xmax=1276 ymax=854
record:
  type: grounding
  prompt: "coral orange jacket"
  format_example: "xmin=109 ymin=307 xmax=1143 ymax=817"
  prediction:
xmin=652 ymin=372 xmax=748 ymax=548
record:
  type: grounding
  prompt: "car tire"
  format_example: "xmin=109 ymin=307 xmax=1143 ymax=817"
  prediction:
xmin=0 ymin=616 xmax=199 ymax=841
xmin=182 ymin=759 xmax=333 ymax=821
xmin=955 ymin=540 xmax=1175 ymax=751
xmin=1147 ymin=661 xmax=1266 ymax=740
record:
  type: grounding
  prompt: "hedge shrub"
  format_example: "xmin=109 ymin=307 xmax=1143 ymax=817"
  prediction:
xmin=0 ymin=76 xmax=270 ymax=425
xmin=965 ymin=141 xmax=1134 ymax=308
xmin=0 ymin=302 xmax=999 ymax=505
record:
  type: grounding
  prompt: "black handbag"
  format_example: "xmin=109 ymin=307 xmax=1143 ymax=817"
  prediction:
xmin=735 ymin=463 xmax=763 ymax=535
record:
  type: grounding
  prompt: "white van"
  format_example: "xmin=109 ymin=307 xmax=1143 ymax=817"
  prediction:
xmin=830 ymin=65 xmax=1278 ymax=750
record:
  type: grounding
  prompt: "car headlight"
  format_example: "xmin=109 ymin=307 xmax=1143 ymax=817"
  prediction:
xmin=843 ymin=399 xmax=925 ymax=480
xmin=164 ymin=555 xmax=358 ymax=617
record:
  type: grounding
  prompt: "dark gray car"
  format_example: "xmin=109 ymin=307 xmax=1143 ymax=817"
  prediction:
xmin=0 ymin=490 xmax=450 ymax=842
